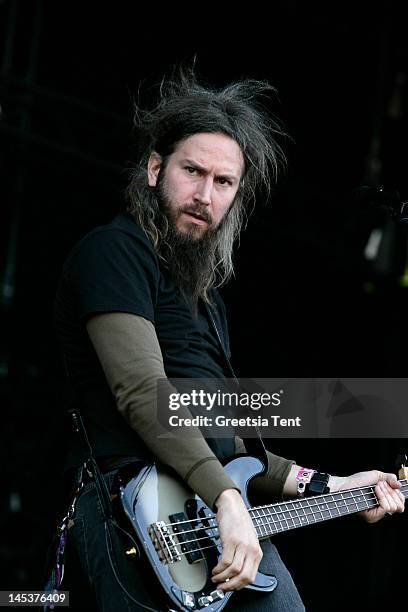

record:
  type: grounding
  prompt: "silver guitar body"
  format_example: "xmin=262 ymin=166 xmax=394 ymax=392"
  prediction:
xmin=119 ymin=455 xmax=277 ymax=611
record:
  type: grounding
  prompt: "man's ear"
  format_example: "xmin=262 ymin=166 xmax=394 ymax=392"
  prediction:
xmin=147 ymin=152 xmax=162 ymax=187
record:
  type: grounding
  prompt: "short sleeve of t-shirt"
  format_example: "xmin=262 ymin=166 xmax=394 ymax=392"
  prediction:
xmin=65 ymin=225 xmax=160 ymax=324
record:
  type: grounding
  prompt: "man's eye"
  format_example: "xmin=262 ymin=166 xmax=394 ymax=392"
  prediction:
xmin=185 ymin=166 xmax=196 ymax=174
xmin=217 ymin=177 xmax=231 ymax=186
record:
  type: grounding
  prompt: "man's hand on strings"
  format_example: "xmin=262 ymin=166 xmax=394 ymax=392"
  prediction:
xmin=211 ymin=489 xmax=262 ymax=591
xmin=335 ymin=470 xmax=405 ymax=524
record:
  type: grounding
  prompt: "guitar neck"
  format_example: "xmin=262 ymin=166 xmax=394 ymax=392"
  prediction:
xmin=249 ymin=478 xmax=408 ymax=539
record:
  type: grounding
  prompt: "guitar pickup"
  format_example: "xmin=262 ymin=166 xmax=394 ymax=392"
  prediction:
xmin=169 ymin=512 xmax=204 ymax=565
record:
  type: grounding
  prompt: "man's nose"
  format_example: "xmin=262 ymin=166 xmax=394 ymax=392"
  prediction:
xmin=193 ymin=177 xmax=213 ymax=206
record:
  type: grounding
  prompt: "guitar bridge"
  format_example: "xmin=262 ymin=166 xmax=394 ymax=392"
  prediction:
xmin=149 ymin=521 xmax=181 ymax=564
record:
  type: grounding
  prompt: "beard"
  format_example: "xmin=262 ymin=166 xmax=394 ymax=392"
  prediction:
xmin=154 ymin=178 xmax=223 ymax=309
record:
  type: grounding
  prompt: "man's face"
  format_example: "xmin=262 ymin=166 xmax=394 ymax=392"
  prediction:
xmin=148 ymin=132 xmax=244 ymax=239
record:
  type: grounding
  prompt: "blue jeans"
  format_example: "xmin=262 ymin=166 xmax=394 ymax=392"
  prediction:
xmin=64 ymin=470 xmax=305 ymax=611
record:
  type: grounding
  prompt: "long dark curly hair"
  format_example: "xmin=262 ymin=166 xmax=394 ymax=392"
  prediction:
xmin=126 ymin=66 xmax=288 ymax=297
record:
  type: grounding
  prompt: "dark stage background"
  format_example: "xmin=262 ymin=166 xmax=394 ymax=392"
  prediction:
xmin=0 ymin=1 xmax=407 ymax=610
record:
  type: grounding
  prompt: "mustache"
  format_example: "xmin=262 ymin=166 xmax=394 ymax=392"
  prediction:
xmin=178 ymin=205 xmax=213 ymax=226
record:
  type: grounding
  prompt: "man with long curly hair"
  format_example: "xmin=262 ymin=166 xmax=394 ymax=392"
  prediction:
xmin=53 ymin=68 xmax=404 ymax=611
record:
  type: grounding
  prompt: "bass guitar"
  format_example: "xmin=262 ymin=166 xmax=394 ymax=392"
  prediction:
xmin=118 ymin=455 xmax=407 ymax=611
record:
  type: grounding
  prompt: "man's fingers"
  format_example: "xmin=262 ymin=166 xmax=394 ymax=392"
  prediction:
xmin=383 ymin=472 xmax=401 ymax=489
xmin=212 ymin=547 xmax=235 ymax=576
xmin=350 ymin=469 xmax=405 ymax=523
xmin=212 ymin=543 xmax=262 ymax=590
xmin=212 ymin=547 xmax=245 ymax=583
xmin=376 ymin=480 xmax=404 ymax=513
xmin=218 ymin=555 xmax=259 ymax=591
xmin=377 ymin=481 xmax=395 ymax=512
xmin=383 ymin=474 xmax=405 ymax=511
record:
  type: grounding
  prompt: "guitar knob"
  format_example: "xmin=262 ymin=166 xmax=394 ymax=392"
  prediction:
xmin=198 ymin=589 xmax=225 ymax=607
xmin=197 ymin=595 xmax=210 ymax=607
xmin=211 ymin=589 xmax=225 ymax=602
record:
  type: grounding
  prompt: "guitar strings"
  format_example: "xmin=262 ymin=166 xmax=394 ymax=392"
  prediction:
xmin=168 ymin=490 xmax=381 ymax=546
xmin=164 ymin=495 xmax=384 ymax=561
xmin=157 ymin=483 xmax=407 ymax=560
xmin=161 ymin=485 xmax=377 ymax=528
xmin=161 ymin=479 xmax=408 ymax=531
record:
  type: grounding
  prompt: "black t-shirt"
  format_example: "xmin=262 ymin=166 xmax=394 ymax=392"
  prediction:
xmin=54 ymin=212 xmax=235 ymax=467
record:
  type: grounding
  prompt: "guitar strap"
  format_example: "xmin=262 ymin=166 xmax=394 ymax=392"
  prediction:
xmin=60 ymin=350 xmax=118 ymax=521
xmin=205 ymin=302 xmax=269 ymax=473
